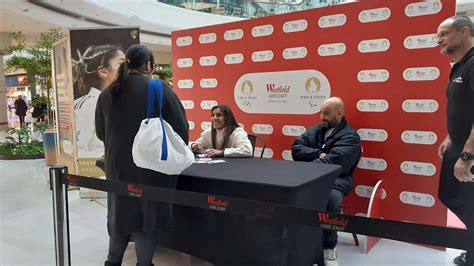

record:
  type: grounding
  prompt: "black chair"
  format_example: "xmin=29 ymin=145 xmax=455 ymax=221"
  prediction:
xmin=247 ymin=134 xmax=267 ymax=158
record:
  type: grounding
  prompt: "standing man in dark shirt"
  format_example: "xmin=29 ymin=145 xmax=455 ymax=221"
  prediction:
xmin=437 ymin=15 xmax=474 ymax=266
xmin=292 ymin=97 xmax=361 ymax=266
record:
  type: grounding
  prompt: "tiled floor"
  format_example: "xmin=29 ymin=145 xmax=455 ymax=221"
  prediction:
xmin=0 ymin=157 xmax=464 ymax=265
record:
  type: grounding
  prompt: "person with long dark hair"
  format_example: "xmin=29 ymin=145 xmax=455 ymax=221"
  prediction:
xmin=95 ymin=44 xmax=189 ymax=266
xmin=191 ymin=104 xmax=252 ymax=158
xmin=72 ymin=44 xmax=125 ymax=158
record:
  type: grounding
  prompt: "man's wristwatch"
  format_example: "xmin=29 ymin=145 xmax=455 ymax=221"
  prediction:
xmin=460 ymin=152 xmax=474 ymax=161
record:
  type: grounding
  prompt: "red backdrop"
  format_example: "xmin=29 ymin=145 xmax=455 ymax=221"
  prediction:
xmin=172 ymin=0 xmax=455 ymax=231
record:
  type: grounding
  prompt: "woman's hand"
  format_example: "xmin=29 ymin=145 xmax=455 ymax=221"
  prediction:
xmin=191 ymin=143 xmax=204 ymax=153
xmin=202 ymin=149 xmax=224 ymax=158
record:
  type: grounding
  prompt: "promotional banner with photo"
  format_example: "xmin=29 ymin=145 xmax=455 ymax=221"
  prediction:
xmin=69 ymin=27 xmax=139 ymax=177
xmin=172 ymin=0 xmax=455 ymax=252
xmin=52 ymin=37 xmax=77 ymax=174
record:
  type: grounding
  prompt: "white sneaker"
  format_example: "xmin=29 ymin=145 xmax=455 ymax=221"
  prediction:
xmin=324 ymin=248 xmax=339 ymax=266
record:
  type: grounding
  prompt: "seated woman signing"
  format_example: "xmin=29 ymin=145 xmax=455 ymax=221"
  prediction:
xmin=191 ymin=104 xmax=252 ymax=158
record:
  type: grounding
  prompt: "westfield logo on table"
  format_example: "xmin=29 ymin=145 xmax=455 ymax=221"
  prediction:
xmin=127 ymin=184 xmax=144 ymax=198
xmin=208 ymin=196 xmax=229 ymax=211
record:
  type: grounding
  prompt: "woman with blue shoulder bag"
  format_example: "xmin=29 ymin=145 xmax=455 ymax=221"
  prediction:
xmin=95 ymin=44 xmax=189 ymax=266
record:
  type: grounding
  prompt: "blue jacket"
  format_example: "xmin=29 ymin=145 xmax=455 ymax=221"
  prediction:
xmin=291 ymin=117 xmax=361 ymax=195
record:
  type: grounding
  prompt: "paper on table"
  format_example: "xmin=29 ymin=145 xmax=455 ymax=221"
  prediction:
xmin=195 ymin=158 xmax=212 ymax=163
xmin=194 ymin=158 xmax=226 ymax=164
xmin=208 ymin=159 xmax=226 ymax=164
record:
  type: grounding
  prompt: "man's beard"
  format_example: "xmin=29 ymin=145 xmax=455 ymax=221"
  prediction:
xmin=443 ymin=43 xmax=459 ymax=55
xmin=322 ymin=121 xmax=335 ymax=129
xmin=444 ymin=46 xmax=455 ymax=55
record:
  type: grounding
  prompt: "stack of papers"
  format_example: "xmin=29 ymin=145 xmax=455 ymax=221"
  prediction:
xmin=194 ymin=157 xmax=226 ymax=164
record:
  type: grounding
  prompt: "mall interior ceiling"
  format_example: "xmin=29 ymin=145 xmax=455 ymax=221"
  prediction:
xmin=0 ymin=0 xmax=474 ymax=64
xmin=0 ymin=0 xmax=245 ymax=64
xmin=1 ymin=0 xmax=473 ymax=64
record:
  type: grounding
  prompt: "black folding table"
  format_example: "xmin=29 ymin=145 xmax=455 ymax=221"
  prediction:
xmin=156 ymin=158 xmax=341 ymax=266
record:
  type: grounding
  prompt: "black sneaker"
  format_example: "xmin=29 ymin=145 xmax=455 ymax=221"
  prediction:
xmin=454 ymin=252 xmax=466 ymax=265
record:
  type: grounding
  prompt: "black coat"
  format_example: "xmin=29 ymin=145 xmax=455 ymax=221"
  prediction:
xmin=291 ymin=117 xmax=361 ymax=195
xmin=14 ymin=99 xmax=28 ymax=116
xmin=95 ymin=73 xmax=189 ymax=236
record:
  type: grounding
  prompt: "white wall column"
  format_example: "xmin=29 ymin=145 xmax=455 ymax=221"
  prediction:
xmin=0 ymin=53 xmax=6 ymax=128
xmin=0 ymin=32 xmax=11 ymax=129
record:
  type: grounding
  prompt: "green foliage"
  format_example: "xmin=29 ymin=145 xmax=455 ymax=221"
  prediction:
xmin=6 ymin=28 xmax=65 ymax=125
xmin=32 ymin=94 xmax=48 ymax=107
xmin=0 ymin=141 xmax=43 ymax=156
xmin=6 ymin=126 xmax=32 ymax=145
xmin=0 ymin=122 xmax=47 ymax=156
xmin=162 ymin=62 xmax=172 ymax=78
xmin=6 ymin=28 xmax=64 ymax=91
xmin=161 ymin=62 xmax=173 ymax=88
xmin=33 ymin=121 xmax=48 ymax=134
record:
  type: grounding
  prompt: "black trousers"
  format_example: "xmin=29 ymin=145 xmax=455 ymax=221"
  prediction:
xmin=18 ymin=115 xmax=25 ymax=127
xmin=107 ymin=230 xmax=156 ymax=266
xmin=323 ymin=188 xmax=344 ymax=249
xmin=438 ymin=148 xmax=474 ymax=265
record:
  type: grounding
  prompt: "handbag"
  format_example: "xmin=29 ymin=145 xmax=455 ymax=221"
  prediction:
xmin=132 ymin=79 xmax=194 ymax=175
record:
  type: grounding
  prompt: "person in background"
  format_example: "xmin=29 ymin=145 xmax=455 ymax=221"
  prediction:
xmin=291 ymin=97 xmax=361 ymax=266
xmin=14 ymin=95 xmax=28 ymax=127
xmin=31 ymin=95 xmax=47 ymax=122
xmin=72 ymin=44 xmax=125 ymax=158
xmin=191 ymin=104 xmax=252 ymax=158
xmin=436 ymin=15 xmax=474 ymax=266
xmin=95 ymin=44 xmax=189 ymax=266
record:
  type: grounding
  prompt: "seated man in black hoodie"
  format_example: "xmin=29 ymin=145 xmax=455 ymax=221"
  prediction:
xmin=291 ymin=97 xmax=361 ymax=266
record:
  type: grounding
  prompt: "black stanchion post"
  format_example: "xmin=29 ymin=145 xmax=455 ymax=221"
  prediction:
xmin=50 ymin=166 xmax=71 ymax=266
xmin=469 ymin=228 xmax=474 ymax=266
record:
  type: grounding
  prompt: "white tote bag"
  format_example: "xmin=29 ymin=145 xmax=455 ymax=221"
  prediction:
xmin=132 ymin=79 xmax=194 ymax=175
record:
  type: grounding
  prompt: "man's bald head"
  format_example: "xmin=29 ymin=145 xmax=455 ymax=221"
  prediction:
xmin=440 ymin=15 xmax=473 ymax=36
xmin=437 ymin=15 xmax=473 ymax=59
xmin=320 ymin=97 xmax=345 ymax=128
xmin=322 ymin=97 xmax=345 ymax=114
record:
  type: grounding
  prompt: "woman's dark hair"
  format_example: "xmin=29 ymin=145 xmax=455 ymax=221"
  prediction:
xmin=110 ymin=44 xmax=154 ymax=95
xmin=72 ymin=44 xmax=123 ymax=97
xmin=210 ymin=104 xmax=240 ymax=150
